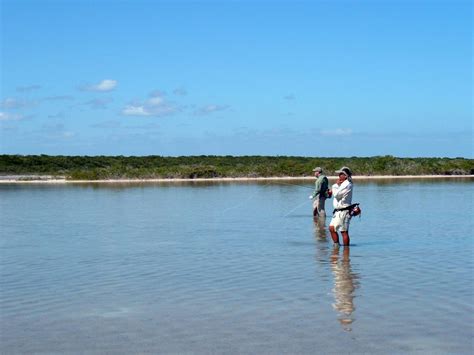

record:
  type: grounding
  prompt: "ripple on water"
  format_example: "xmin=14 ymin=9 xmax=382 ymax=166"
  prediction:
xmin=0 ymin=181 xmax=473 ymax=354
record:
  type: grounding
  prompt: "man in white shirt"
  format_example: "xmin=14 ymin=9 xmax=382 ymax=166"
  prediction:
xmin=329 ymin=167 xmax=353 ymax=246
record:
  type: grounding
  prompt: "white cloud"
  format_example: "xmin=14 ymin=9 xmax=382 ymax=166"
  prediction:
xmin=320 ymin=128 xmax=353 ymax=136
xmin=284 ymin=94 xmax=295 ymax=100
xmin=82 ymin=79 xmax=118 ymax=92
xmin=194 ymin=104 xmax=229 ymax=115
xmin=0 ymin=112 xmax=24 ymax=121
xmin=62 ymin=131 xmax=75 ymax=138
xmin=122 ymin=104 xmax=177 ymax=117
xmin=122 ymin=105 xmax=152 ymax=116
xmin=121 ymin=91 xmax=179 ymax=117
xmin=0 ymin=98 xmax=33 ymax=109
xmin=147 ymin=96 xmax=164 ymax=106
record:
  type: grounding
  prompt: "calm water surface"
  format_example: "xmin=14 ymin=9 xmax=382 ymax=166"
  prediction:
xmin=1 ymin=179 xmax=473 ymax=354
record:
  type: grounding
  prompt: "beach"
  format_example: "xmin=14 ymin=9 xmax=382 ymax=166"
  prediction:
xmin=0 ymin=174 xmax=472 ymax=183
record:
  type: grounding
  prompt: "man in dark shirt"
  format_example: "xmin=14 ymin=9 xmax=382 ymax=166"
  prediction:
xmin=309 ymin=167 xmax=329 ymax=220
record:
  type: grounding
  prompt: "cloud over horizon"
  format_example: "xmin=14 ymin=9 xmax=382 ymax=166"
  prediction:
xmin=0 ymin=112 xmax=25 ymax=121
xmin=121 ymin=91 xmax=179 ymax=117
xmin=1 ymin=98 xmax=35 ymax=109
xmin=194 ymin=104 xmax=230 ymax=115
xmin=81 ymin=79 xmax=118 ymax=92
xmin=320 ymin=128 xmax=353 ymax=136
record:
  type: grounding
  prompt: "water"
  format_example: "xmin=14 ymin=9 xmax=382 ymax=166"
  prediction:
xmin=1 ymin=179 xmax=473 ymax=354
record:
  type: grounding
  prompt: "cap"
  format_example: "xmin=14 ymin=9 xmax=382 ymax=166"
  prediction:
xmin=312 ymin=167 xmax=323 ymax=173
xmin=335 ymin=166 xmax=352 ymax=177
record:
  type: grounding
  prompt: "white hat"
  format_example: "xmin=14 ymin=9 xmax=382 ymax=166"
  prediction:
xmin=335 ymin=166 xmax=352 ymax=177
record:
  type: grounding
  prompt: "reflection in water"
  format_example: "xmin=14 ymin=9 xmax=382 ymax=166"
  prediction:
xmin=313 ymin=225 xmax=331 ymax=278
xmin=313 ymin=219 xmax=329 ymax=270
xmin=313 ymin=216 xmax=327 ymax=239
xmin=330 ymin=247 xmax=359 ymax=331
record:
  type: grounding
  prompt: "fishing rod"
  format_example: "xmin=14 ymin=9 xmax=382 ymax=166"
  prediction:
xmin=268 ymin=181 xmax=320 ymax=217
xmin=268 ymin=180 xmax=314 ymax=190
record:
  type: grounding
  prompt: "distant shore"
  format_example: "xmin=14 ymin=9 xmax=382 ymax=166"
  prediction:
xmin=1 ymin=175 xmax=473 ymax=184
xmin=2 ymin=155 xmax=472 ymax=180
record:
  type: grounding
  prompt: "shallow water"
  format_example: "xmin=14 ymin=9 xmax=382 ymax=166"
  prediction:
xmin=1 ymin=179 xmax=473 ymax=354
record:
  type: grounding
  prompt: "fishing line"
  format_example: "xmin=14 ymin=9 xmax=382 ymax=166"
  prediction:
xmin=220 ymin=193 xmax=257 ymax=213
xmin=269 ymin=180 xmax=317 ymax=217
xmin=283 ymin=199 xmax=311 ymax=217
xmin=219 ymin=182 xmax=271 ymax=214
xmin=272 ymin=181 xmax=336 ymax=219
xmin=269 ymin=180 xmax=316 ymax=217
xmin=269 ymin=180 xmax=314 ymax=190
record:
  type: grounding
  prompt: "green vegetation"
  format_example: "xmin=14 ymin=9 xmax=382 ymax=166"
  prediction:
xmin=0 ymin=155 xmax=472 ymax=180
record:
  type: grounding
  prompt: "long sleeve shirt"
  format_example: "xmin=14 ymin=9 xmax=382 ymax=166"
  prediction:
xmin=311 ymin=175 xmax=328 ymax=199
xmin=332 ymin=179 xmax=353 ymax=209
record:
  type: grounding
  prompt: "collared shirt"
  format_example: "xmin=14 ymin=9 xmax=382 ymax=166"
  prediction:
xmin=332 ymin=179 xmax=353 ymax=209
xmin=311 ymin=174 xmax=328 ymax=199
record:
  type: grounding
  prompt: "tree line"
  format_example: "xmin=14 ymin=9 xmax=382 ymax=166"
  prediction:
xmin=0 ymin=154 xmax=472 ymax=180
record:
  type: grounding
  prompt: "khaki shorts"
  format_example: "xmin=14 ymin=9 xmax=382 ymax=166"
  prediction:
xmin=312 ymin=197 xmax=326 ymax=213
xmin=330 ymin=210 xmax=351 ymax=232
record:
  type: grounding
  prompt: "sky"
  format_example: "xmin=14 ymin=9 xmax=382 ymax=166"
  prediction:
xmin=0 ymin=0 xmax=472 ymax=157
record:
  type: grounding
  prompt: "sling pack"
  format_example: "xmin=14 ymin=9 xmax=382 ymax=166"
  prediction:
xmin=333 ymin=203 xmax=361 ymax=217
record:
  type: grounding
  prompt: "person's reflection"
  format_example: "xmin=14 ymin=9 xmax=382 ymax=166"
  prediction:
xmin=313 ymin=216 xmax=327 ymax=240
xmin=330 ymin=246 xmax=359 ymax=331
xmin=313 ymin=221 xmax=330 ymax=276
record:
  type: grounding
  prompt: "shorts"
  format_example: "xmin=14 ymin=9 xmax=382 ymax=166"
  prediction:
xmin=312 ymin=197 xmax=326 ymax=214
xmin=330 ymin=210 xmax=351 ymax=232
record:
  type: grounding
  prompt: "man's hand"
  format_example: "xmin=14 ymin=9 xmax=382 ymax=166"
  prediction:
xmin=336 ymin=173 xmax=348 ymax=185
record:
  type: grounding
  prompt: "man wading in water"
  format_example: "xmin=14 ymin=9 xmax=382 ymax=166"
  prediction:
xmin=309 ymin=167 xmax=329 ymax=221
xmin=329 ymin=167 xmax=354 ymax=246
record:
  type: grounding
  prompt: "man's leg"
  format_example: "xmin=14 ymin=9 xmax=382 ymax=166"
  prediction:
xmin=318 ymin=198 xmax=326 ymax=225
xmin=312 ymin=199 xmax=319 ymax=218
xmin=341 ymin=211 xmax=351 ymax=246
xmin=313 ymin=207 xmax=319 ymax=218
xmin=341 ymin=231 xmax=350 ymax=246
xmin=329 ymin=225 xmax=340 ymax=245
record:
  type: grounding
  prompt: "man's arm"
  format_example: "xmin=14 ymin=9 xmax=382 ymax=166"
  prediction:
xmin=333 ymin=180 xmax=351 ymax=201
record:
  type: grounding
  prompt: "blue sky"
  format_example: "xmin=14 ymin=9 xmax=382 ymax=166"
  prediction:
xmin=1 ymin=0 xmax=472 ymax=157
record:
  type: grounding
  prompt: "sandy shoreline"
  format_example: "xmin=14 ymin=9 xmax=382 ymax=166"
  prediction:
xmin=0 ymin=175 xmax=473 ymax=184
